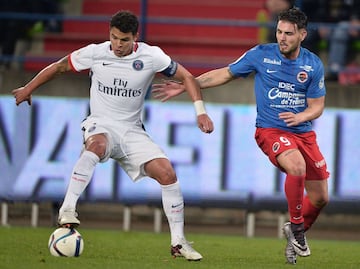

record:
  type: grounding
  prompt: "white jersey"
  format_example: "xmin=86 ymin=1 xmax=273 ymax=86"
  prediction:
xmin=69 ymin=41 xmax=172 ymax=123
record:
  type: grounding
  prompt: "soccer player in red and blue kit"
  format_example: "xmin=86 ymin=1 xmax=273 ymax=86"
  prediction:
xmin=153 ymin=7 xmax=329 ymax=265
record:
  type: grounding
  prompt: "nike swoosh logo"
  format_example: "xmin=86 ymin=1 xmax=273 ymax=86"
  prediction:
xmin=102 ymin=62 xmax=113 ymax=66
xmin=74 ymin=172 xmax=87 ymax=177
xmin=292 ymin=242 xmax=308 ymax=252
xmin=171 ymin=203 xmax=183 ymax=208
xmin=266 ymin=69 xmax=277 ymax=73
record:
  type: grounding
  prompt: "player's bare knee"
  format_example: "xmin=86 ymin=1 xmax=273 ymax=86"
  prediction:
xmin=309 ymin=192 xmax=329 ymax=208
xmin=316 ymin=195 xmax=329 ymax=208
xmin=85 ymin=136 xmax=107 ymax=159
xmin=287 ymin=158 xmax=306 ymax=175
xmin=286 ymin=165 xmax=306 ymax=176
xmin=157 ymin=169 xmax=177 ymax=185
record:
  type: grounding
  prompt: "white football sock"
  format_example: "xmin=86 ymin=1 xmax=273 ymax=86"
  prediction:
xmin=161 ymin=181 xmax=185 ymax=246
xmin=59 ymin=150 xmax=99 ymax=213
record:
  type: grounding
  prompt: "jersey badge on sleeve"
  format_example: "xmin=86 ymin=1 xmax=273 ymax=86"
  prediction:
xmin=319 ymin=76 xmax=325 ymax=89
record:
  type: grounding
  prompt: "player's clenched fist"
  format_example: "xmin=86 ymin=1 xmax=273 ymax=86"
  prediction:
xmin=197 ymin=114 xmax=214 ymax=134
xmin=12 ymin=87 xmax=32 ymax=106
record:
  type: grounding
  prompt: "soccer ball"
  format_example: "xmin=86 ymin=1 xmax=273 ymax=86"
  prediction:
xmin=48 ymin=227 xmax=84 ymax=257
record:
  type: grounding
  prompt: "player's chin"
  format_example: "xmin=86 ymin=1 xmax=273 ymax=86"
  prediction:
xmin=279 ymin=47 xmax=288 ymax=54
xmin=280 ymin=48 xmax=294 ymax=58
xmin=114 ymin=50 xmax=125 ymax=57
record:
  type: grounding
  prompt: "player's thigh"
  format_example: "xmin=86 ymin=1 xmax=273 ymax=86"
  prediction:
xmin=81 ymin=119 xmax=114 ymax=162
xmin=117 ymin=129 xmax=169 ymax=181
xmin=277 ymin=149 xmax=306 ymax=175
xmin=255 ymin=128 xmax=300 ymax=169
xmin=298 ymin=131 xmax=330 ymax=181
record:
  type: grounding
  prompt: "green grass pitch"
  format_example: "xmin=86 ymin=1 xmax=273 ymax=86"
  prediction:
xmin=0 ymin=226 xmax=359 ymax=269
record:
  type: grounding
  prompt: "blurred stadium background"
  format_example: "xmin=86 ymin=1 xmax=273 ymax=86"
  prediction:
xmin=1 ymin=0 xmax=360 ymax=240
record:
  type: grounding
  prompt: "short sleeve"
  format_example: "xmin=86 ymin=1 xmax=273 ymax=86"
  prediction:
xmin=150 ymin=46 xmax=172 ymax=73
xmin=69 ymin=44 xmax=97 ymax=72
xmin=229 ymin=46 xmax=259 ymax=78
xmin=307 ymin=59 xmax=326 ymax=98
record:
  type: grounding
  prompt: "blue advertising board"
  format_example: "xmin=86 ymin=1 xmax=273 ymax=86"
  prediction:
xmin=1 ymin=96 xmax=360 ymax=204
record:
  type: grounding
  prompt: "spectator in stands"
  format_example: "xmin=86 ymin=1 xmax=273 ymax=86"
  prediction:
xmin=302 ymin=0 xmax=360 ymax=81
xmin=0 ymin=0 xmax=63 ymax=69
xmin=264 ymin=0 xmax=295 ymax=43
xmin=153 ymin=8 xmax=329 ymax=265
xmin=0 ymin=1 xmax=33 ymax=69
xmin=12 ymin=10 xmax=213 ymax=261
xmin=30 ymin=0 xmax=64 ymax=33
xmin=264 ymin=0 xmax=322 ymax=54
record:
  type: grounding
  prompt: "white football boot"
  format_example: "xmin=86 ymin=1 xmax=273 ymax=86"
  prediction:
xmin=171 ymin=238 xmax=203 ymax=261
xmin=283 ymin=222 xmax=311 ymax=258
xmin=58 ymin=208 xmax=80 ymax=228
xmin=283 ymin=222 xmax=297 ymax=264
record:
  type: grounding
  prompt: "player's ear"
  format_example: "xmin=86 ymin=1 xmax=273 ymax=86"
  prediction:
xmin=134 ymin=32 xmax=139 ymax=41
xmin=300 ymin=29 xmax=307 ymax=42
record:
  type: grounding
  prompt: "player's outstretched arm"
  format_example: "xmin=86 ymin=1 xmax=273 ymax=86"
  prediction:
xmin=196 ymin=67 xmax=234 ymax=89
xmin=167 ymin=63 xmax=214 ymax=134
xmin=152 ymin=80 xmax=185 ymax=102
xmin=152 ymin=66 xmax=234 ymax=102
xmin=12 ymin=56 xmax=72 ymax=106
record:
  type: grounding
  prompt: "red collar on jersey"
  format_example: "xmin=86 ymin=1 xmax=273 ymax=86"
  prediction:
xmin=133 ymin=42 xmax=138 ymax=52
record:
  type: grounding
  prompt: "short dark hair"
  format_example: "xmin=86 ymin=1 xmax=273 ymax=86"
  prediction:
xmin=110 ymin=10 xmax=139 ymax=35
xmin=277 ymin=7 xmax=308 ymax=30
xmin=286 ymin=0 xmax=296 ymax=7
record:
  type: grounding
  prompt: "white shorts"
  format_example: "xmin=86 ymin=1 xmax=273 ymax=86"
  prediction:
xmin=81 ymin=116 xmax=168 ymax=181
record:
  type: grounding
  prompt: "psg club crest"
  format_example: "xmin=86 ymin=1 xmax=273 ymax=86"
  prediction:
xmin=133 ymin=60 xmax=144 ymax=71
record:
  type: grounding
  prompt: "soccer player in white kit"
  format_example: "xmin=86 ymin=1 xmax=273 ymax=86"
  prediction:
xmin=12 ymin=10 xmax=214 ymax=261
